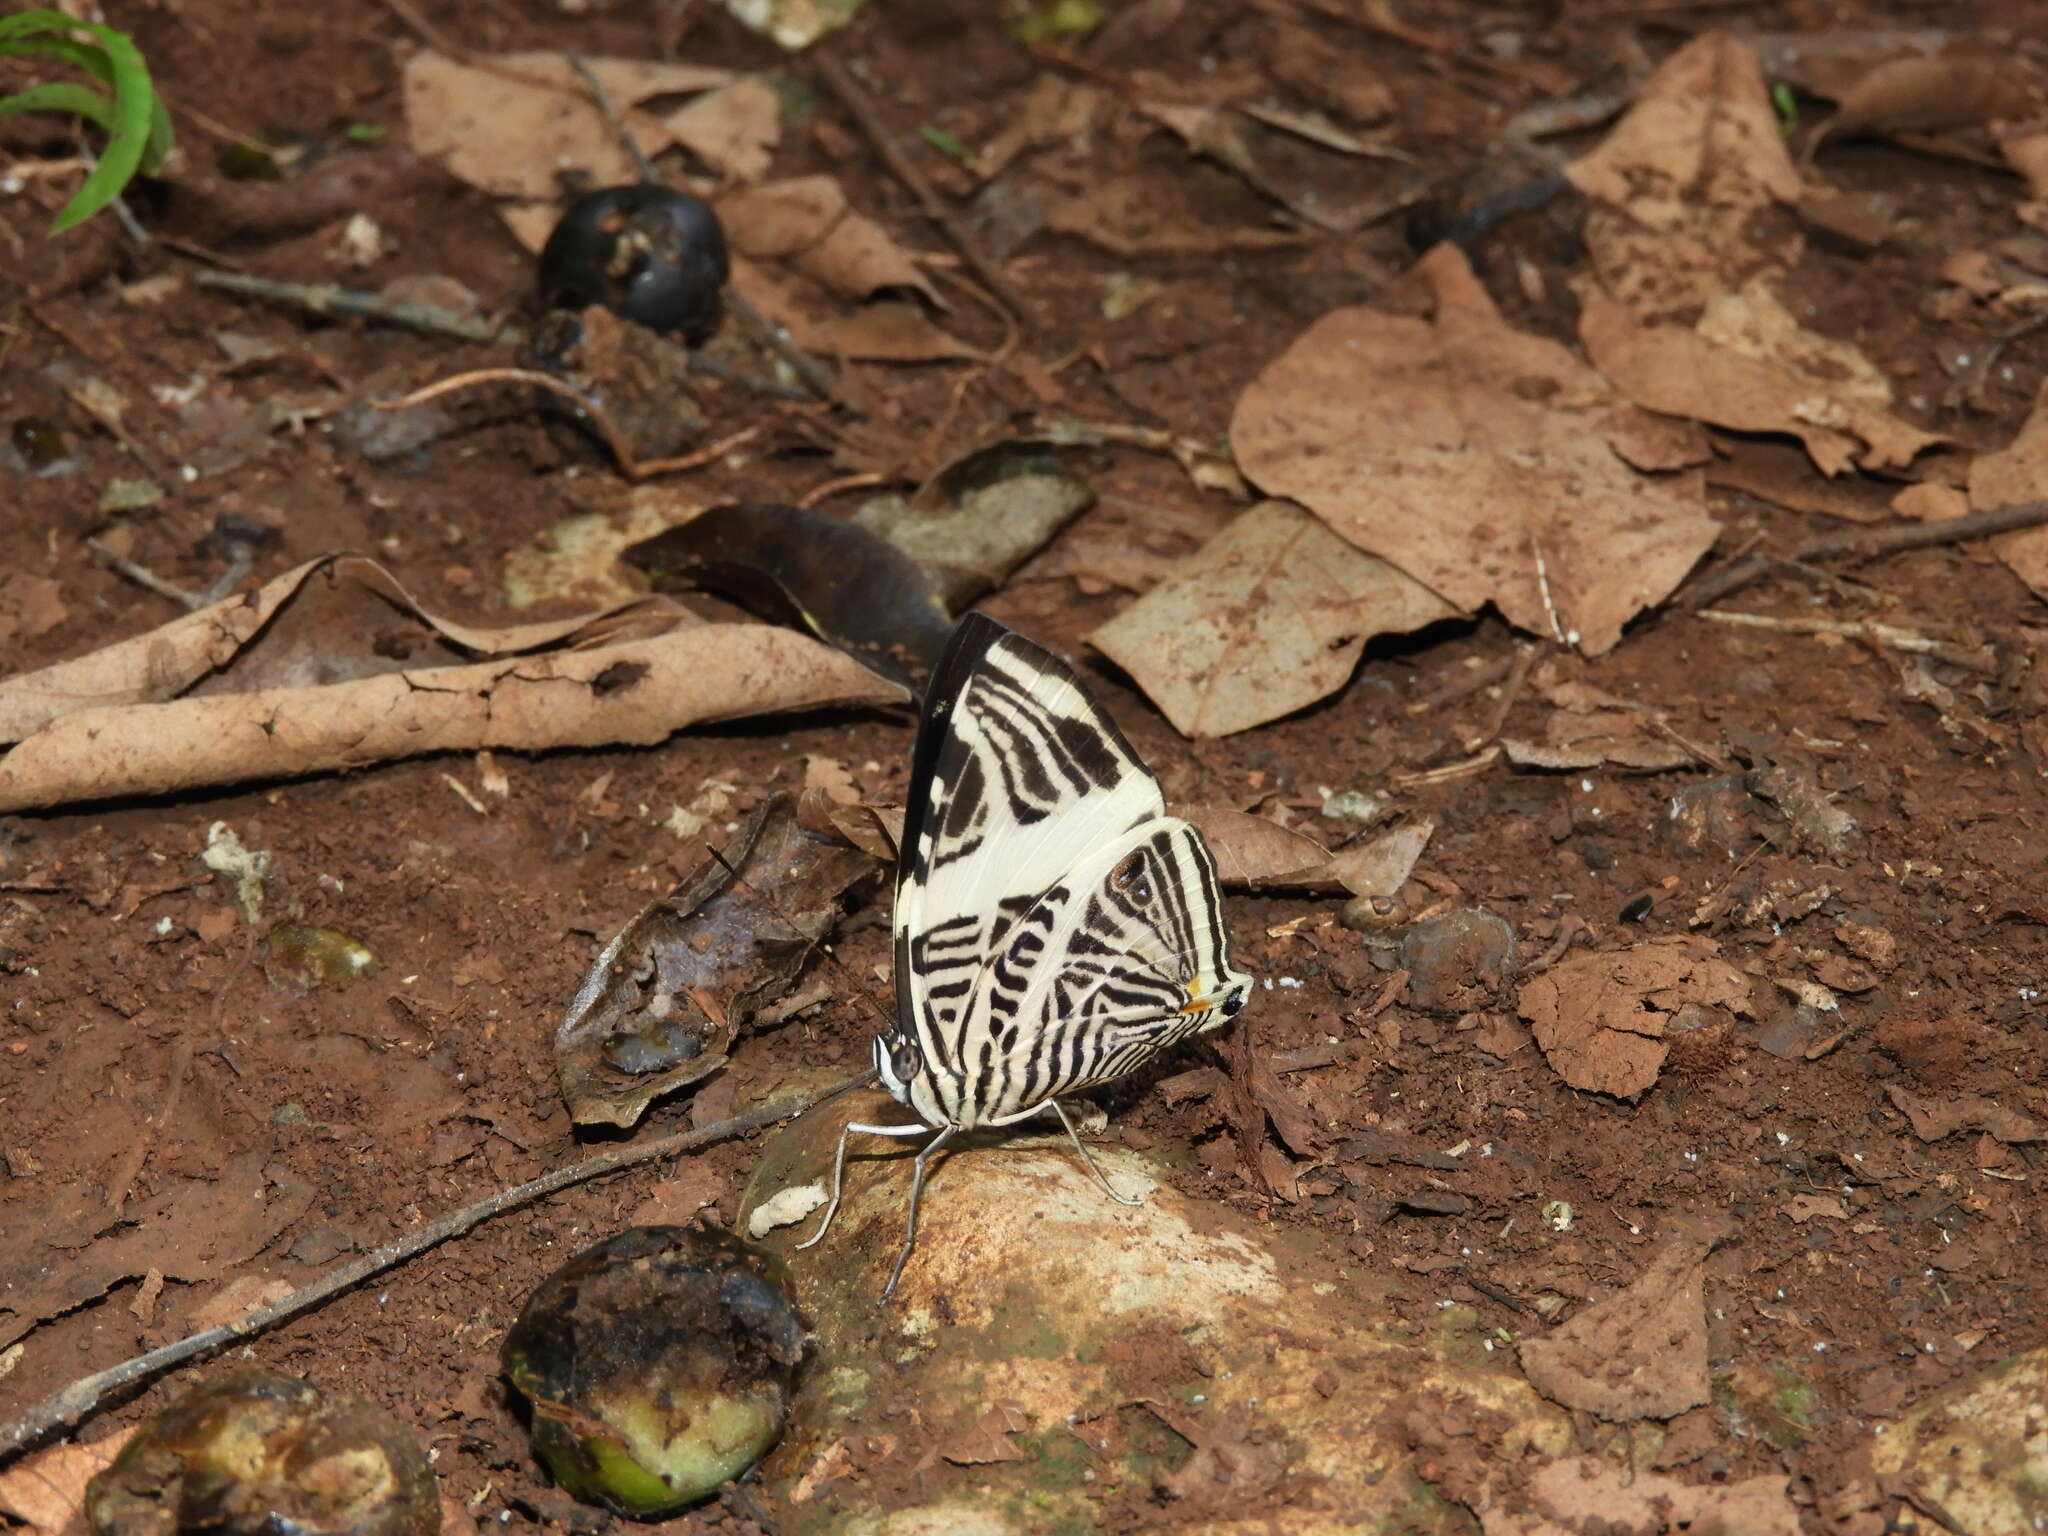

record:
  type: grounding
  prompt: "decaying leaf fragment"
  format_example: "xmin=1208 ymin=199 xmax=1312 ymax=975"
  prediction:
xmin=1565 ymin=32 xmax=1805 ymax=317
xmin=1517 ymin=1233 xmax=1720 ymax=1420
xmin=1230 ymin=245 xmax=1716 ymax=656
xmin=1091 ymin=501 xmax=1459 ymax=738
xmin=1517 ymin=937 xmax=1750 ymax=1099
xmin=556 ymin=794 xmax=881 ymax=1127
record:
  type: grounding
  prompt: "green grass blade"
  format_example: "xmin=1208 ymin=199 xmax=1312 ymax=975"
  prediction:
xmin=0 ymin=78 xmax=117 ymax=133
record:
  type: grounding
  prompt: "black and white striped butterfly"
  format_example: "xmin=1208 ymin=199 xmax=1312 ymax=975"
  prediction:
xmin=801 ymin=613 xmax=1253 ymax=1296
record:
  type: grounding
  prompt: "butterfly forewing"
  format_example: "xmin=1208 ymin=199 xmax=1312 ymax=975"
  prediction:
xmin=886 ymin=614 xmax=1249 ymax=1129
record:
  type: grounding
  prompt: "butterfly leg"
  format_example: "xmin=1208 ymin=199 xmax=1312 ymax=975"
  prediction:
xmin=795 ymin=1120 xmax=929 ymax=1252
xmin=1047 ymin=1098 xmax=1144 ymax=1207
xmin=882 ymin=1124 xmax=960 ymax=1301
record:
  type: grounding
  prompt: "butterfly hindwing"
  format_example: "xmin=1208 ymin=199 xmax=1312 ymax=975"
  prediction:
xmin=886 ymin=614 xmax=1249 ymax=1129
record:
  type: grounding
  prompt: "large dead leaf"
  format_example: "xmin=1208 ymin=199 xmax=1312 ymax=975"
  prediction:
xmin=1179 ymin=807 xmax=1433 ymax=898
xmin=1091 ymin=500 xmax=1458 ymax=737
xmin=1814 ymin=53 xmax=2042 ymax=151
xmin=1517 ymin=1236 xmax=1717 ymax=1420
xmin=557 ymin=795 xmax=879 ymax=1127
xmin=0 ymin=1155 xmax=309 ymax=1348
xmin=404 ymin=52 xmax=734 ymax=200
xmin=1967 ymin=379 xmax=2048 ymax=600
xmin=1567 ymin=32 xmax=1804 ymax=318
xmin=1517 ymin=937 xmax=1750 ymax=1099
xmin=0 ymin=556 xmax=904 ymax=812
xmin=1230 ymin=246 xmax=1716 ymax=656
xmin=1582 ymin=287 xmax=1942 ymax=476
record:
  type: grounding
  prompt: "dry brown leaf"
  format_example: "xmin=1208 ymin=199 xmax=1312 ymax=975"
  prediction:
xmin=1044 ymin=174 xmax=1315 ymax=258
xmin=1567 ymin=33 xmax=1805 ymax=318
xmin=974 ymin=75 xmax=1106 ymax=180
xmin=1177 ymin=806 xmax=1332 ymax=888
xmin=0 ymin=1433 xmax=131 ymax=1536
xmin=2003 ymin=128 xmax=2048 ymax=201
xmin=1517 ymin=1237 xmax=1715 ymax=1420
xmin=1091 ymin=501 xmax=1458 ymax=738
xmin=1517 ymin=937 xmax=1750 ymax=1099
xmin=1967 ymin=379 xmax=2048 ymax=600
xmin=0 ymin=574 xmax=67 ymax=646
xmin=1230 ymin=246 xmax=1716 ymax=656
xmin=1501 ymin=709 xmax=1692 ymax=772
xmin=403 ymin=51 xmax=732 ymax=199
xmin=1328 ymin=821 xmax=1434 ymax=899
xmin=1816 ymin=55 xmax=2041 ymax=149
xmin=1581 ymin=291 xmax=1943 ymax=476
xmin=1264 ymin=19 xmax=1394 ymax=126
xmin=727 ymin=257 xmax=974 ymax=363
xmin=664 ymin=77 xmax=781 ymax=183
xmin=0 ymin=597 xmax=903 ymax=812
xmin=717 ymin=176 xmax=941 ymax=305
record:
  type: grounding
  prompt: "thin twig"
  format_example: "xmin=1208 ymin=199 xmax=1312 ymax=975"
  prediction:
xmin=1679 ymin=498 xmax=2048 ymax=610
xmin=84 ymin=537 xmax=201 ymax=609
xmin=723 ymin=286 xmax=846 ymax=408
xmin=569 ymin=54 xmax=658 ymax=182
xmin=373 ymin=369 xmax=759 ymax=478
xmin=0 ymin=1080 xmax=856 ymax=1460
xmin=195 ymin=271 xmax=514 ymax=345
xmin=813 ymin=52 xmax=1035 ymax=330
xmin=1469 ymin=643 xmax=1537 ymax=752
xmin=1696 ymin=609 xmax=1995 ymax=671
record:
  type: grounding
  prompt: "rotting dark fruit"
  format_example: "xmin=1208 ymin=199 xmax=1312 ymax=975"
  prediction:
xmin=538 ymin=185 xmax=730 ymax=342
xmin=85 ymin=1370 xmax=438 ymax=1536
xmin=501 ymin=1225 xmax=805 ymax=1517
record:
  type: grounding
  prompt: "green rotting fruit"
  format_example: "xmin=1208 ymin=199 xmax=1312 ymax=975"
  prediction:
xmin=85 ymin=1370 xmax=438 ymax=1536
xmin=501 ymin=1225 xmax=806 ymax=1517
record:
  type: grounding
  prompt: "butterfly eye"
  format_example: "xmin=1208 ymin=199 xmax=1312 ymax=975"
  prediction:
xmin=889 ymin=1037 xmax=924 ymax=1081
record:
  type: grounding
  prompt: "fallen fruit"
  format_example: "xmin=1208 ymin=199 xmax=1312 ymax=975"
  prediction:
xmin=501 ymin=1224 xmax=805 ymax=1516
xmin=85 ymin=1370 xmax=438 ymax=1536
xmin=538 ymin=185 xmax=729 ymax=341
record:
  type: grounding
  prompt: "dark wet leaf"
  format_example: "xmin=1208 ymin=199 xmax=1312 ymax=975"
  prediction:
xmin=624 ymin=504 xmax=953 ymax=691
xmin=554 ymin=793 xmax=881 ymax=1128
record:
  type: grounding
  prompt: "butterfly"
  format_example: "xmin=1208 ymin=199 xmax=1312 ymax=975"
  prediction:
xmin=800 ymin=613 xmax=1253 ymax=1297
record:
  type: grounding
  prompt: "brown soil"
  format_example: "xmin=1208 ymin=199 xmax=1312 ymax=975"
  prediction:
xmin=4 ymin=3 xmax=2046 ymax=1533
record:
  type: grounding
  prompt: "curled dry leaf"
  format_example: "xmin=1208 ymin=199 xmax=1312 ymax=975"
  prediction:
xmin=1177 ymin=806 xmax=1433 ymax=898
xmin=717 ymin=176 xmax=940 ymax=307
xmin=0 ymin=557 xmax=905 ymax=812
xmin=1582 ymin=292 xmax=1941 ymax=476
xmin=1518 ymin=937 xmax=1750 ymax=1099
xmin=1091 ymin=500 xmax=1459 ymax=738
xmin=1966 ymin=379 xmax=2048 ymax=600
xmin=556 ymin=795 xmax=880 ymax=1127
xmin=1517 ymin=1235 xmax=1717 ymax=1421
xmin=1566 ymin=32 xmax=1804 ymax=318
xmin=1814 ymin=53 xmax=2042 ymax=151
xmin=1230 ymin=246 xmax=1717 ymax=657
xmin=403 ymin=52 xmax=734 ymax=200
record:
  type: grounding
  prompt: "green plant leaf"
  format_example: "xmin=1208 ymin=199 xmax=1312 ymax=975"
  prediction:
xmin=0 ymin=79 xmax=117 ymax=135
xmin=0 ymin=9 xmax=173 ymax=233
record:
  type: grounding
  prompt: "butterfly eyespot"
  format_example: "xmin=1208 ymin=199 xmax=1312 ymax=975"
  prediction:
xmin=1220 ymin=993 xmax=1245 ymax=1019
xmin=1109 ymin=853 xmax=1142 ymax=890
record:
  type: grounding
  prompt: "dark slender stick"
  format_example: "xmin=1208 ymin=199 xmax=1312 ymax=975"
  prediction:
xmin=813 ymin=52 xmax=1035 ymax=330
xmin=569 ymin=54 xmax=659 ymax=183
xmin=1680 ymin=498 xmax=2048 ymax=610
xmin=0 ymin=1081 xmax=855 ymax=1461
xmin=195 ymin=271 xmax=513 ymax=345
